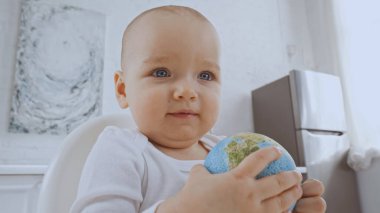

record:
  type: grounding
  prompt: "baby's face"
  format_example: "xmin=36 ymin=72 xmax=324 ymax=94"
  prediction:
xmin=117 ymin=11 xmax=220 ymax=148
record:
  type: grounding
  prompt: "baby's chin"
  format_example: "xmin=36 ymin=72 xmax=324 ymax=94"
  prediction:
xmin=147 ymin=130 xmax=204 ymax=148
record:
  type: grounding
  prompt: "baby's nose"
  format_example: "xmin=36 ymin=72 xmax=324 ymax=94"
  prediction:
xmin=173 ymin=81 xmax=198 ymax=101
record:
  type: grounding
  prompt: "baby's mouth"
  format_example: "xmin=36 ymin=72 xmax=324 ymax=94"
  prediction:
xmin=167 ymin=110 xmax=198 ymax=118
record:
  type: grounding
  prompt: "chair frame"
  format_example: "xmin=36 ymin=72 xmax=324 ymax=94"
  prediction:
xmin=37 ymin=113 xmax=136 ymax=213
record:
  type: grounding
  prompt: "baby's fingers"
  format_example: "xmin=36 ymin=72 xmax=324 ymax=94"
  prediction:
xmin=231 ymin=147 xmax=282 ymax=178
xmin=294 ymin=196 xmax=327 ymax=213
xmin=256 ymin=171 xmax=302 ymax=199
xmin=301 ymin=179 xmax=325 ymax=197
xmin=262 ymin=184 xmax=303 ymax=212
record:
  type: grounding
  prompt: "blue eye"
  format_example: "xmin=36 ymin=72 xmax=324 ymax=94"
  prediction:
xmin=198 ymin=71 xmax=214 ymax=81
xmin=152 ymin=69 xmax=170 ymax=78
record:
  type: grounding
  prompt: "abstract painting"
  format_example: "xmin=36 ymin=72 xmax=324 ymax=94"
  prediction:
xmin=9 ymin=0 xmax=105 ymax=135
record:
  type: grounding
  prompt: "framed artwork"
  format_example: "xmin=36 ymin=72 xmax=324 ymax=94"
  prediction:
xmin=9 ymin=0 xmax=106 ymax=135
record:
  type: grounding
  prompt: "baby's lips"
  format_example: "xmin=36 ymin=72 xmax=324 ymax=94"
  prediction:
xmin=169 ymin=109 xmax=198 ymax=114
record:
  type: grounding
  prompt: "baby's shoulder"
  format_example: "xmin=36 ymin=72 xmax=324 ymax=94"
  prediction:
xmin=95 ymin=126 xmax=149 ymax=155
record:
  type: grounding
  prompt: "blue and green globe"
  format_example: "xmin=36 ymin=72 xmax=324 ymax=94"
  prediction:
xmin=204 ymin=132 xmax=296 ymax=179
xmin=204 ymin=132 xmax=298 ymax=210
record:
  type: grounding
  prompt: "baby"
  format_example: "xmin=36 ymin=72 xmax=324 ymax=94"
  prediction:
xmin=71 ymin=5 xmax=326 ymax=213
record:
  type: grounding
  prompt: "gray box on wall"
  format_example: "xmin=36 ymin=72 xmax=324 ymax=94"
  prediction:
xmin=252 ymin=70 xmax=361 ymax=213
xmin=251 ymin=75 xmax=304 ymax=166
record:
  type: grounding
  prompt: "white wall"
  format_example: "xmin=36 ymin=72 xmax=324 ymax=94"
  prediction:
xmin=0 ymin=0 xmax=323 ymax=165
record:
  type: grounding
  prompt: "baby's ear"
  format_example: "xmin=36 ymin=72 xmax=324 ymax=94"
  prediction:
xmin=114 ymin=71 xmax=129 ymax=109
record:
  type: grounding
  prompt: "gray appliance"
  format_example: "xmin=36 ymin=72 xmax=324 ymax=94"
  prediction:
xmin=252 ymin=70 xmax=361 ymax=213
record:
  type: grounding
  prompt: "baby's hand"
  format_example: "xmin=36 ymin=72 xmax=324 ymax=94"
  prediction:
xmin=293 ymin=179 xmax=326 ymax=213
xmin=157 ymin=147 xmax=303 ymax=213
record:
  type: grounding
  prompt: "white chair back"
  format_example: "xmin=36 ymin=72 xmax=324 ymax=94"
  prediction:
xmin=37 ymin=113 xmax=137 ymax=213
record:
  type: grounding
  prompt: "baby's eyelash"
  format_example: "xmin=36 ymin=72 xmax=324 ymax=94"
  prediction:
xmin=152 ymin=68 xmax=171 ymax=78
xmin=198 ymin=71 xmax=216 ymax=81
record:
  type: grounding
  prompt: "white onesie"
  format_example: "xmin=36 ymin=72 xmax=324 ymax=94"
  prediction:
xmin=70 ymin=126 xmax=223 ymax=213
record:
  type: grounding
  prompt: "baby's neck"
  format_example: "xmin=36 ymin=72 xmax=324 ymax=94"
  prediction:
xmin=153 ymin=141 xmax=209 ymax=160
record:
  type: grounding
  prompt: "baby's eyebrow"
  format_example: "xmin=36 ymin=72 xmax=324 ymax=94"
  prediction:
xmin=142 ymin=56 xmax=220 ymax=71
xmin=143 ymin=56 xmax=171 ymax=64
xmin=201 ymin=60 xmax=220 ymax=72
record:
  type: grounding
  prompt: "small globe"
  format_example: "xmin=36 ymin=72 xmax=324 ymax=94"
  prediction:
xmin=204 ymin=132 xmax=296 ymax=179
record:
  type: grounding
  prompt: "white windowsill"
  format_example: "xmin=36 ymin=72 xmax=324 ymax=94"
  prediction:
xmin=0 ymin=165 xmax=48 ymax=175
xmin=296 ymin=166 xmax=307 ymax=174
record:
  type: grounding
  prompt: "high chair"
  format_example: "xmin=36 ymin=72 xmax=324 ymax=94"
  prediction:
xmin=37 ymin=112 xmax=137 ymax=213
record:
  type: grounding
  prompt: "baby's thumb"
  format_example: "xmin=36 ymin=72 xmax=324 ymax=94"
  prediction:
xmin=189 ymin=164 xmax=210 ymax=178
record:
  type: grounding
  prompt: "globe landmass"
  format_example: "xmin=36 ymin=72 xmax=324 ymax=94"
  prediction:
xmin=224 ymin=133 xmax=261 ymax=170
xmin=204 ymin=132 xmax=296 ymax=179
